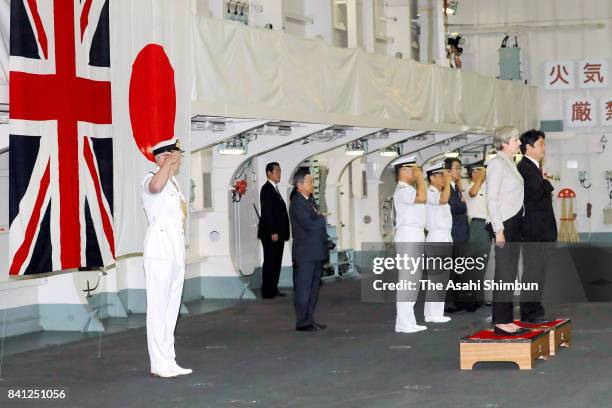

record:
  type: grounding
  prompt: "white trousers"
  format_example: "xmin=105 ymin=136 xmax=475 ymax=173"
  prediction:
xmin=395 ymin=227 xmax=427 ymax=329
xmin=426 ymin=229 xmax=452 ymax=243
xmin=144 ymin=258 xmax=185 ymax=372
xmin=422 ymin=229 xmax=453 ymax=319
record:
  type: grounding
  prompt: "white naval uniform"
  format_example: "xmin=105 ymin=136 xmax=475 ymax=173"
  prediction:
xmin=426 ymin=185 xmax=453 ymax=243
xmin=424 ymin=185 xmax=453 ymax=319
xmin=466 ymin=182 xmax=488 ymax=221
xmin=142 ymin=171 xmax=186 ymax=374
xmin=393 ymin=181 xmax=426 ymax=331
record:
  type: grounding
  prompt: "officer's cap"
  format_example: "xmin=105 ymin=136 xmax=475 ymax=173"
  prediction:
xmin=392 ymin=155 xmax=418 ymax=171
xmin=152 ymin=138 xmax=185 ymax=156
xmin=424 ymin=160 xmax=446 ymax=176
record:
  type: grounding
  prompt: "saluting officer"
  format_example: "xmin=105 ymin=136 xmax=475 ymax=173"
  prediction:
xmin=392 ymin=156 xmax=428 ymax=333
xmin=423 ymin=161 xmax=452 ymax=323
xmin=142 ymin=138 xmax=192 ymax=378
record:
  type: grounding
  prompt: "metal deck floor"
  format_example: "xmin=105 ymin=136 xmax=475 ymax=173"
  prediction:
xmin=0 ymin=278 xmax=610 ymax=408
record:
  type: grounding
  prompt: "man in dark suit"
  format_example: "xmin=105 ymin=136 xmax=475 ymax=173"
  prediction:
xmin=444 ymin=158 xmax=469 ymax=243
xmin=443 ymin=158 xmax=474 ymax=313
xmin=518 ymin=130 xmax=556 ymax=323
xmin=289 ymin=167 xmax=328 ymax=331
xmin=258 ymin=162 xmax=290 ymax=299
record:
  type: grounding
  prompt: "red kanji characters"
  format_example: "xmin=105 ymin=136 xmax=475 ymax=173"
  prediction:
xmin=549 ymin=64 xmax=571 ymax=85
xmin=583 ymin=63 xmax=605 ymax=84
xmin=572 ymin=101 xmax=592 ymax=122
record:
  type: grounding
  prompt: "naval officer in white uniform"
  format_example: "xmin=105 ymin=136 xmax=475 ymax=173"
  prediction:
xmin=142 ymin=138 xmax=192 ymax=378
xmin=392 ymin=156 xmax=428 ymax=333
xmin=423 ymin=161 xmax=452 ymax=323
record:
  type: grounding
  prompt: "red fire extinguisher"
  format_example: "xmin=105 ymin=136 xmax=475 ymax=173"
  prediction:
xmin=232 ymin=179 xmax=248 ymax=202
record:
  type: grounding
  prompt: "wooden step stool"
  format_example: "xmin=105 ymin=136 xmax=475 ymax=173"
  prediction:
xmin=460 ymin=329 xmax=550 ymax=370
xmin=515 ymin=318 xmax=572 ymax=356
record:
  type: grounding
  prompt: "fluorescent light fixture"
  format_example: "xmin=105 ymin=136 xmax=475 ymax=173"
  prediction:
xmin=445 ymin=151 xmax=460 ymax=158
xmin=218 ymin=137 xmax=248 ymax=155
xmin=218 ymin=145 xmax=247 ymax=155
xmin=380 ymin=145 xmax=400 ymax=157
xmin=346 ymin=139 xmax=367 ymax=156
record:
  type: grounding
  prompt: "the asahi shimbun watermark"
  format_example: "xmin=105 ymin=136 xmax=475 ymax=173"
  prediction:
xmin=358 ymin=241 xmax=572 ymax=303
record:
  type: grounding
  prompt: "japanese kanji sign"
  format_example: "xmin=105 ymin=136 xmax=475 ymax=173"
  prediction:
xmin=579 ymin=59 xmax=608 ymax=89
xmin=566 ymin=97 xmax=596 ymax=127
xmin=545 ymin=61 xmax=574 ymax=90
xmin=546 ymin=59 xmax=610 ymax=90
xmin=601 ymin=97 xmax=612 ymax=127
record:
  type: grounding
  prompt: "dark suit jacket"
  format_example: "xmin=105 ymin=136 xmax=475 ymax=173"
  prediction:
xmin=258 ymin=181 xmax=290 ymax=242
xmin=289 ymin=193 xmax=328 ymax=262
xmin=449 ymin=184 xmax=469 ymax=242
xmin=518 ymin=157 xmax=557 ymax=242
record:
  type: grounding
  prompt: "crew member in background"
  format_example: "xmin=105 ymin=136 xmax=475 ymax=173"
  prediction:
xmin=518 ymin=129 xmax=556 ymax=324
xmin=392 ymin=156 xmax=429 ymax=333
xmin=423 ymin=161 xmax=452 ymax=324
xmin=142 ymin=138 xmax=192 ymax=378
xmin=447 ymin=36 xmax=463 ymax=69
xmin=466 ymin=161 xmax=491 ymax=308
xmin=444 ymin=157 xmax=471 ymax=313
xmin=258 ymin=162 xmax=290 ymax=299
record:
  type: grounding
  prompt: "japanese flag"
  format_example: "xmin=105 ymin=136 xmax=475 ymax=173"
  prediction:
xmin=111 ymin=0 xmax=192 ymax=256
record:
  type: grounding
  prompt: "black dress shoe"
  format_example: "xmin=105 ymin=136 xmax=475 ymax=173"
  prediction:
xmin=313 ymin=322 xmax=327 ymax=330
xmin=296 ymin=325 xmax=317 ymax=332
xmin=275 ymin=292 xmax=287 ymax=297
xmin=261 ymin=295 xmax=276 ymax=299
xmin=464 ymin=304 xmax=480 ymax=313
xmin=494 ymin=326 xmax=530 ymax=336
xmin=522 ymin=316 xmax=552 ymax=324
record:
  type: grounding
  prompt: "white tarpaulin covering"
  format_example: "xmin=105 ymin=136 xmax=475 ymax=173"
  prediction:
xmin=111 ymin=0 xmax=191 ymax=257
xmin=192 ymin=17 xmax=538 ymax=133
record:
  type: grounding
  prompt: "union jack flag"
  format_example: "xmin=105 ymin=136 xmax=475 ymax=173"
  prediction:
xmin=9 ymin=0 xmax=114 ymax=276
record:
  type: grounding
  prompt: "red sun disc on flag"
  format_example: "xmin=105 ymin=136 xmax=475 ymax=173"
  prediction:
xmin=129 ymin=44 xmax=176 ymax=162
